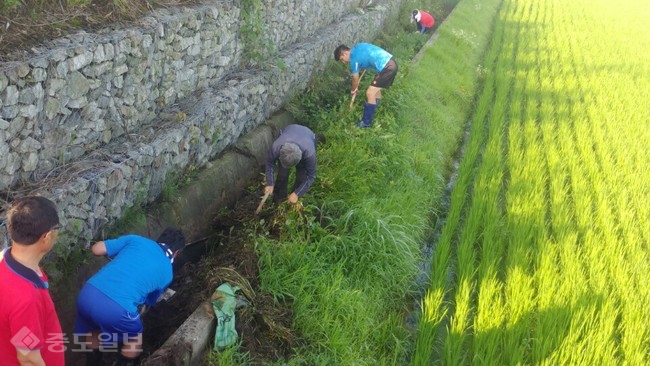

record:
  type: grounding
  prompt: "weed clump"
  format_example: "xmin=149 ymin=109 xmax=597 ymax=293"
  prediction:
xmin=0 ymin=0 xmax=190 ymax=60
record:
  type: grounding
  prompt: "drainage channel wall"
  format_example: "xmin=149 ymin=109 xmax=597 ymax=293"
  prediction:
xmin=138 ymin=111 xmax=294 ymax=366
xmin=59 ymin=110 xmax=293 ymax=366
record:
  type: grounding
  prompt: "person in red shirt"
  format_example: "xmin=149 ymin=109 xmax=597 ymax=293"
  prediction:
xmin=412 ymin=9 xmax=435 ymax=33
xmin=0 ymin=196 xmax=64 ymax=366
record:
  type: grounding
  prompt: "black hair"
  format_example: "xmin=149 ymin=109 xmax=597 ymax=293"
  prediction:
xmin=334 ymin=44 xmax=350 ymax=61
xmin=7 ymin=196 xmax=59 ymax=245
xmin=156 ymin=227 xmax=186 ymax=253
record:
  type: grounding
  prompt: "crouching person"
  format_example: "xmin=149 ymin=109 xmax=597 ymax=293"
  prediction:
xmin=411 ymin=9 xmax=435 ymax=33
xmin=74 ymin=228 xmax=185 ymax=366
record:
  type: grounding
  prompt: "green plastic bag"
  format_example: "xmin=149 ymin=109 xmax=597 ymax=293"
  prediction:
xmin=211 ymin=283 xmax=240 ymax=350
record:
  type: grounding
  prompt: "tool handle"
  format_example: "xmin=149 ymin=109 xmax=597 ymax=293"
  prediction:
xmin=349 ymin=94 xmax=357 ymax=110
xmin=255 ymin=191 xmax=271 ymax=215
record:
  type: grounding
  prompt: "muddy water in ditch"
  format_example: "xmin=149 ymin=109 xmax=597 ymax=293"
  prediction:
xmin=406 ymin=119 xmax=472 ymax=329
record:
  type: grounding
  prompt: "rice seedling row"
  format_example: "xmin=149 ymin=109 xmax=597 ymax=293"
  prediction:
xmin=415 ymin=0 xmax=649 ymax=364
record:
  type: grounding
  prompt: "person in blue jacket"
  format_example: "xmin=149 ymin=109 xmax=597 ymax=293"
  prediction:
xmin=265 ymin=124 xmax=317 ymax=204
xmin=74 ymin=228 xmax=185 ymax=366
xmin=334 ymin=43 xmax=399 ymax=128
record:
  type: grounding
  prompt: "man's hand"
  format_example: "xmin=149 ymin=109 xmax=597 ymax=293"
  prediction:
xmin=264 ymin=185 xmax=274 ymax=195
xmin=350 ymin=89 xmax=358 ymax=96
xmin=90 ymin=241 xmax=107 ymax=256
xmin=288 ymin=193 xmax=299 ymax=204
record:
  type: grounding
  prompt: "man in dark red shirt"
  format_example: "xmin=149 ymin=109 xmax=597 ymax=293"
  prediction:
xmin=412 ymin=9 xmax=435 ymax=33
xmin=0 ymin=196 xmax=64 ymax=366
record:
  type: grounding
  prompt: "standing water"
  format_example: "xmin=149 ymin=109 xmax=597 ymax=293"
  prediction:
xmin=407 ymin=118 xmax=472 ymax=328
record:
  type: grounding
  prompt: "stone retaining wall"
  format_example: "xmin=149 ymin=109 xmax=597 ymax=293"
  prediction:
xmin=0 ymin=0 xmax=402 ymax=248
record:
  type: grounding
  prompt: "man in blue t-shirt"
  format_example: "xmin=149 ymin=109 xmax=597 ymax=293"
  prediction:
xmin=74 ymin=228 xmax=185 ymax=366
xmin=334 ymin=43 xmax=399 ymax=128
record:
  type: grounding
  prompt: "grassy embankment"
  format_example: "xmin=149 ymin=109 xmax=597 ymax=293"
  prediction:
xmin=207 ymin=0 xmax=502 ymax=364
xmin=414 ymin=0 xmax=650 ymax=364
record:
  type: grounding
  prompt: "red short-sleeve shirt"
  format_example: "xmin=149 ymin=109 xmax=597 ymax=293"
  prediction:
xmin=420 ymin=11 xmax=435 ymax=28
xmin=0 ymin=249 xmax=64 ymax=366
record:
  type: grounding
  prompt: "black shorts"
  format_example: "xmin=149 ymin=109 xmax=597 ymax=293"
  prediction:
xmin=371 ymin=58 xmax=398 ymax=89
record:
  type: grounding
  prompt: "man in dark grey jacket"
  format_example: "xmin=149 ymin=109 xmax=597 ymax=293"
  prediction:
xmin=265 ymin=124 xmax=317 ymax=204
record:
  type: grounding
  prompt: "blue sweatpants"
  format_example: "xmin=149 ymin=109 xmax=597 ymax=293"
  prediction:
xmin=74 ymin=283 xmax=143 ymax=346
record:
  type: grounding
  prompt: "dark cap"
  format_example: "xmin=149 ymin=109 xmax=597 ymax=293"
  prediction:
xmin=156 ymin=227 xmax=186 ymax=253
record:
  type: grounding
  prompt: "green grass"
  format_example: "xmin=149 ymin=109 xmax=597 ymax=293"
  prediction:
xmin=203 ymin=0 xmax=500 ymax=363
xmin=0 ymin=0 xmax=19 ymax=10
xmin=205 ymin=342 xmax=252 ymax=366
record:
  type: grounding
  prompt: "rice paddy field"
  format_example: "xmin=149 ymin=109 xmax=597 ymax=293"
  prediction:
xmin=414 ymin=0 xmax=650 ymax=364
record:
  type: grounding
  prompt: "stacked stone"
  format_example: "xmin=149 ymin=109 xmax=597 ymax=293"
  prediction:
xmin=0 ymin=0 xmax=394 ymax=247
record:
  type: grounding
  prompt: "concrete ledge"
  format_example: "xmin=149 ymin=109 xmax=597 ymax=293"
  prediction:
xmin=142 ymin=110 xmax=294 ymax=242
xmin=141 ymin=301 xmax=215 ymax=366
xmin=138 ymin=113 xmax=296 ymax=366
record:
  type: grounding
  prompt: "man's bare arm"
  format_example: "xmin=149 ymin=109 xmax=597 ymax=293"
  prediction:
xmin=17 ymin=349 xmax=46 ymax=366
xmin=350 ymin=73 xmax=360 ymax=93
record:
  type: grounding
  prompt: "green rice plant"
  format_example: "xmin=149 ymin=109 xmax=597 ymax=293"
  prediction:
xmin=412 ymin=288 xmax=446 ymax=366
xmin=444 ymin=278 xmax=473 ymax=365
xmin=414 ymin=0 xmax=650 ymax=363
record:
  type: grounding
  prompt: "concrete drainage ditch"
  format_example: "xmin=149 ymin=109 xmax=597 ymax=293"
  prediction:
xmin=149 ymin=112 xmax=296 ymax=365
xmin=137 ymin=24 xmax=453 ymax=366
xmin=110 ymin=111 xmax=294 ymax=366
xmin=143 ymin=301 xmax=216 ymax=365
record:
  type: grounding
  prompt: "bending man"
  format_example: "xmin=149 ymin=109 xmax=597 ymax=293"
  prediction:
xmin=412 ymin=9 xmax=435 ymax=33
xmin=74 ymin=228 xmax=185 ymax=366
xmin=265 ymin=124 xmax=317 ymax=204
xmin=334 ymin=43 xmax=399 ymax=128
